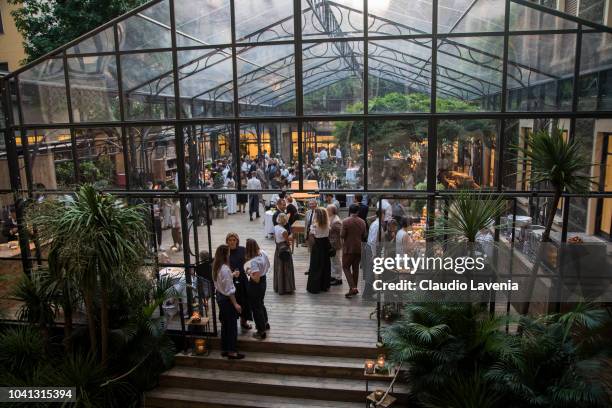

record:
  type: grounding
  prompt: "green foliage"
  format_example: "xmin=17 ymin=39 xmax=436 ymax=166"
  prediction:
xmin=55 ymin=161 xmax=76 ymax=188
xmin=0 ymin=326 xmax=47 ymax=377
xmin=431 ymin=190 xmax=506 ymax=242
xmin=9 ymin=0 xmax=146 ymax=62
xmin=12 ymin=269 xmax=57 ymax=330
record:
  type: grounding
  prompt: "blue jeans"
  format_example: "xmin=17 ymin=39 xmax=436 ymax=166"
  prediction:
xmin=217 ymin=293 xmax=238 ymax=353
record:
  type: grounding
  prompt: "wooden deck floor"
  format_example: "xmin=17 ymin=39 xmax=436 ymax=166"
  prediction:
xmin=161 ymin=203 xmax=380 ymax=348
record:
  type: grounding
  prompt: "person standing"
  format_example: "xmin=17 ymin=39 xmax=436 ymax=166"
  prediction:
xmin=225 ymin=172 xmax=237 ymax=215
xmin=363 ymin=210 xmax=384 ymax=297
xmin=395 ymin=217 xmax=412 ymax=256
xmin=273 ymin=213 xmax=295 ymax=295
xmin=170 ymin=197 xmax=182 ymax=252
xmin=213 ymin=244 xmax=245 ymax=360
xmin=324 ymin=193 xmax=340 ymax=209
xmin=226 ymin=233 xmax=253 ymax=331
xmin=307 ymin=208 xmax=332 ymax=294
xmin=354 ymin=194 xmax=368 ymax=223
xmin=341 ymin=204 xmax=366 ymax=298
xmin=303 ymin=199 xmax=318 ymax=275
xmin=245 ymin=239 xmax=270 ymax=340
xmin=246 ymin=172 xmax=262 ymax=221
xmin=327 ymin=204 xmax=343 ymax=286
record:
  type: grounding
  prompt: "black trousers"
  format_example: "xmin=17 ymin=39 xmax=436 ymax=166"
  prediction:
xmin=249 ymin=194 xmax=260 ymax=217
xmin=248 ymin=275 xmax=268 ymax=333
xmin=217 ymin=293 xmax=238 ymax=353
xmin=154 ymin=217 xmax=162 ymax=248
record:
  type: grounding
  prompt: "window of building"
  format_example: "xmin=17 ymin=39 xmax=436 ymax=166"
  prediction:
xmin=0 ymin=62 xmax=8 ymax=72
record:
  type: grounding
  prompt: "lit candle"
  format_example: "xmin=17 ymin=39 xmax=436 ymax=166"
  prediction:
xmin=365 ymin=360 xmax=375 ymax=374
xmin=194 ymin=338 xmax=206 ymax=355
xmin=376 ymin=354 xmax=385 ymax=368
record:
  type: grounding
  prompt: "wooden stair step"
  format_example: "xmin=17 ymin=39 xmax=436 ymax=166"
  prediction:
xmin=159 ymin=367 xmax=410 ymax=403
xmin=175 ymin=351 xmax=366 ymax=379
xmin=144 ymin=388 xmax=366 ymax=408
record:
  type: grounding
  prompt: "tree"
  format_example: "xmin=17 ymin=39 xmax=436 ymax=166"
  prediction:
xmin=9 ymin=0 xmax=145 ymax=62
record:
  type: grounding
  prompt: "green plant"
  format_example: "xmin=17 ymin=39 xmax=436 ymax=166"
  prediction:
xmin=0 ymin=326 xmax=47 ymax=377
xmin=12 ymin=270 xmax=57 ymax=338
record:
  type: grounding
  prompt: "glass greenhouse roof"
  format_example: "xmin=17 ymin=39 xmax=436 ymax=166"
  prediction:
xmin=5 ymin=0 xmax=612 ymax=125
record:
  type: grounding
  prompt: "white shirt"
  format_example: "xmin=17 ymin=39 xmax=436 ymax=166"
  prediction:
xmin=247 ymin=177 xmax=262 ymax=190
xmin=310 ymin=223 xmax=329 ymax=238
xmin=335 ymin=148 xmax=342 ymax=159
xmin=274 ymin=224 xmax=287 ymax=243
xmin=319 ymin=149 xmax=328 ymax=160
xmin=381 ymin=199 xmax=393 ymax=222
xmin=241 ymin=162 xmax=250 ymax=173
xmin=281 ymin=168 xmax=289 ymax=178
xmin=246 ymin=250 xmax=270 ymax=277
xmin=214 ymin=264 xmax=236 ymax=296
xmin=368 ymin=219 xmax=380 ymax=257
xmin=396 ymin=228 xmax=407 ymax=255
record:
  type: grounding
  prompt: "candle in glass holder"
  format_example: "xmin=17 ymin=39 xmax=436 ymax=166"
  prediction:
xmin=376 ymin=354 xmax=386 ymax=368
xmin=374 ymin=390 xmax=384 ymax=401
xmin=194 ymin=338 xmax=206 ymax=355
xmin=365 ymin=360 xmax=375 ymax=374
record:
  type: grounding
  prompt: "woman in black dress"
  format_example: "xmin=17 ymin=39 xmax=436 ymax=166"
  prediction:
xmin=226 ymin=232 xmax=253 ymax=330
xmin=237 ymin=176 xmax=248 ymax=213
xmin=306 ymin=207 xmax=332 ymax=294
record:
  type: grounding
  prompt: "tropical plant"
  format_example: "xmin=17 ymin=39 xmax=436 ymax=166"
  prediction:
xmin=431 ymin=190 xmax=506 ymax=243
xmin=515 ymin=127 xmax=592 ymax=243
xmin=0 ymin=326 xmax=47 ymax=378
xmin=12 ymin=269 xmax=57 ymax=339
xmin=28 ymin=185 xmax=149 ymax=367
xmin=487 ymin=304 xmax=611 ymax=408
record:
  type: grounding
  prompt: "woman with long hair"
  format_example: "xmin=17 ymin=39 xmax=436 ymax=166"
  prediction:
xmin=307 ymin=207 xmax=332 ymax=293
xmin=245 ymin=239 xmax=270 ymax=340
xmin=273 ymin=213 xmax=295 ymax=295
xmin=226 ymin=233 xmax=253 ymax=330
xmin=225 ymin=171 xmax=237 ymax=215
xmin=212 ymin=244 xmax=245 ymax=359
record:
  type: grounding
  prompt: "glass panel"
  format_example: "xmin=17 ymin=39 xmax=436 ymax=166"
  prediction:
xmin=437 ymin=36 xmax=503 ymax=112
xmin=22 ymin=129 xmax=74 ymax=190
xmin=74 ymin=128 xmax=125 ymax=189
xmin=127 ymin=126 xmax=176 ymax=189
xmin=117 ymin=0 xmax=171 ymax=50
xmin=507 ymin=34 xmax=575 ymax=112
xmin=67 ymin=55 xmax=120 ymax=122
xmin=579 ymin=0 xmax=606 ymax=24
xmin=302 ymin=0 xmax=364 ymax=40
xmin=178 ymin=48 xmax=234 ymax=118
xmin=509 ymin=1 xmax=577 ymax=31
xmin=238 ymin=122 xmax=299 ymax=190
xmin=236 ymin=45 xmax=295 ymax=116
xmin=67 ymin=26 xmax=115 ymax=54
xmin=303 ymin=41 xmax=364 ymax=115
xmin=502 ymin=118 xmax=570 ymax=191
xmin=121 ymin=52 xmax=175 ymax=120
xmin=367 ymin=120 xmax=428 ymax=190
xmin=183 ymin=123 xmax=236 ymax=190
xmin=174 ymin=0 xmax=231 ymax=46
xmin=368 ymin=0 xmax=432 ymax=36
xmin=18 ymin=59 xmax=69 ymax=124
xmin=578 ymin=32 xmax=612 ymax=111
xmin=368 ymin=39 xmax=431 ymax=113
xmin=438 ymin=0 xmax=505 ymax=33
xmin=437 ymin=119 xmax=498 ymax=190
xmin=302 ymin=120 xmax=363 ymax=189
xmin=235 ymin=0 xmax=294 ymax=43
xmin=0 ymin=260 xmax=23 ymax=321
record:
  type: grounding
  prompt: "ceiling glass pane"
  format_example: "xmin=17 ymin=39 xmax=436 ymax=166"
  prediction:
xmin=67 ymin=26 xmax=115 ymax=55
xmin=368 ymin=0 xmax=432 ymax=35
xmin=121 ymin=52 xmax=175 ymax=120
xmin=68 ymin=55 xmax=119 ymax=122
xmin=178 ymin=48 xmax=234 ymax=118
xmin=236 ymin=45 xmax=295 ymax=116
xmin=174 ymin=0 xmax=231 ymax=46
xmin=437 ymin=36 xmax=503 ymax=111
xmin=524 ymin=0 xmax=606 ymax=26
xmin=579 ymin=31 xmax=612 ymax=111
xmin=118 ymin=0 xmax=171 ymax=51
xmin=438 ymin=0 xmax=505 ymax=33
xmin=302 ymin=0 xmax=364 ymax=40
xmin=303 ymin=41 xmax=364 ymax=115
xmin=510 ymin=1 xmax=577 ymax=31
xmin=507 ymin=34 xmax=575 ymax=111
xmin=368 ymin=39 xmax=431 ymax=113
xmin=235 ymin=0 xmax=294 ymax=43
xmin=18 ymin=58 xmax=69 ymax=124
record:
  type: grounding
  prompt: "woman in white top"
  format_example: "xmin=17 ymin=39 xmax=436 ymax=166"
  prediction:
xmin=213 ymin=244 xmax=244 ymax=359
xmin=245 ymin=239 xmax=270 ymax=339
xmin=224 ymin=172 xmax=237 ymax=215
xmin=273 ymin=213 xmax=295 ymax=295
xmin=307 ymin=207 xmax=332 ymax=293
xmin=395 ymin=217 xmax=413 ymax=256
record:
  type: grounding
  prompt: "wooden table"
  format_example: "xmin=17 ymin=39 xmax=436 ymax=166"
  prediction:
xmin=291 ymin=220 xmax=305 ymax=250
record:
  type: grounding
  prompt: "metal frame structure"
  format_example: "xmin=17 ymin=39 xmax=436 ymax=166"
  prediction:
xmin=2 ymin=0 xmax=612 ymax=336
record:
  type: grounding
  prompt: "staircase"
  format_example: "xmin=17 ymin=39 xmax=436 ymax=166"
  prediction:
xmin=143 ymin=338 xmax=411 ymax=408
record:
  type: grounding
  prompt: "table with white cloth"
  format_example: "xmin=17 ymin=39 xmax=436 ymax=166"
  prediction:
xmin=264 ymin=209 xmax=275 ymax=238
xmin=346 ymin=194 xmax=355 ymax=207
xmin=345 ymin=167 xmax=359 ymax=183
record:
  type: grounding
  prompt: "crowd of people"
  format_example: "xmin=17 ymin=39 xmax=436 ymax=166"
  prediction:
xmin=210 ymin=193 xmax=428 ymax=360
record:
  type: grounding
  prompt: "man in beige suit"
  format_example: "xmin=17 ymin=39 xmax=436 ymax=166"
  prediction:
xmin=341 ymin=204 xmax=366 ymax=298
